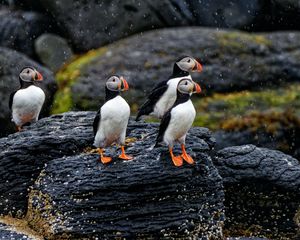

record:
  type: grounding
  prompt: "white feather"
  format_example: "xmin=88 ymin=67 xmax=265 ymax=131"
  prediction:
xmin=12 ymin=85 xmax=45 ymax=127
xmin=152 ymin=75 xmax=192 ymax=118
xmin=163 ymin=99 xmax=196 ymax=147
xmin=94 ymin=95 xmax=130 ymax=148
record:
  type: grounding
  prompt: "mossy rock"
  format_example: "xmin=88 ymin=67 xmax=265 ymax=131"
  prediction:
xmin=51 ymin=27 xmax=300 ymax=114
xmin=193 ymin=83 xmax=300 ymax=130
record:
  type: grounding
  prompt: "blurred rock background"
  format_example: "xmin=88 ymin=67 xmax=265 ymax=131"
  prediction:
xmin=1 ymin=0 xmax=299 ymax=158
xmin=0 ymin=0 xmax=300 ymax=238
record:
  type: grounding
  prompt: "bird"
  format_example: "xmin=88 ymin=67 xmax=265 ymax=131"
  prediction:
xmin=9 ymin=66 xmax=45 ymax=132
xmin=135 ymin=56 xmax=202 ymax=121
xmin=155 ymin=78 xmax=201 ymax=167
xmin=93 ymin=75 xmax=133 ymax=164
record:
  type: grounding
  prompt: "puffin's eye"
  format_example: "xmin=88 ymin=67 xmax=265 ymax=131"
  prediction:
xmin=27 ymin=70 xmax=30 ymax=74
xmin=185 ymin=81 xmax=188 ymax=85
xmin=187 ymin=59 xmax=191 ymax=63
xmin=112 ymin=79 xmax=115 ymax=82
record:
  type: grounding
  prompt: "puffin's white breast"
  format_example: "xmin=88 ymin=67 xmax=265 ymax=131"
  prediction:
xmin=12 ymin=85 xmax=45 ymax=126
xmin=94 ymin=95 xmax=130 ymax=147
xmin=153 ymin=75 xmax=192 ymax=118
xmin=163 ymin=99 xmax=196 ymax=145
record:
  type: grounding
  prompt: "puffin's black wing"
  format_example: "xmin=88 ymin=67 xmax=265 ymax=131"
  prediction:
xmin=135 ymin=81 xmax=168 ymax=121
xmin=9 ymin=91 xmax=17 ymax=110
xmin=155 ymin=110 xmax=171 ymax=147
xmin=93 ymin=110 xmax=101 ymax=136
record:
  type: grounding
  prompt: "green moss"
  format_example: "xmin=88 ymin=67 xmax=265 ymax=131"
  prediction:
xmin=51 ymin=47 xmax=107 ymax=114
xmin=192 ymin=84 xmax=300 ymax=130
xmin=216 ymin=31 xmax=271 ymax=53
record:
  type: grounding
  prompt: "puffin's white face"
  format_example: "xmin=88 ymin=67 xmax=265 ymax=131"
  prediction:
xmin=106 ymin=75 xmax=129 ymax=92
xmin=177 ymin=78 xmax=201 ymax=94
xmin=176 ymin=56 xmax=203 ymax=72
xmin=19 ymin=67 xmax=43 ymax=82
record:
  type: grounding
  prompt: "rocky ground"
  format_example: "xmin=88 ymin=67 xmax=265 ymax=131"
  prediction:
xmin=0 ymin=111 xmax=299 ymax=239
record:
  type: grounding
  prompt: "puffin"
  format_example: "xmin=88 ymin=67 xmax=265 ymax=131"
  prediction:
xmin=93 ymin=75 xmax=133 ymax=164
xmin=9 ymin=66 xmax=45 ymax=132
xmin=155 ymin=78 xmax=201 ymax=167
xmin=135 ymin=56 xmax=202 ymax=121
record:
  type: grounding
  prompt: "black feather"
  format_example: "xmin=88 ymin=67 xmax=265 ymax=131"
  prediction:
xmin=9 ymin=91 xmax=17 ymax=110
xmin=155 ymin=110 xmax=171 ymax=147
xmin=135 ymin=81 xmax=168 ymax=121
xmin=93 ymin=110 xmax=101 ymax=136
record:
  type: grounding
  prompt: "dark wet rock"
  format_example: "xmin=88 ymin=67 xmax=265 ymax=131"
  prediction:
xmin=214 ymin=129 xmax=300 ymax=160
xmin=0 ymin=47 xmax=57 ymax=137
xmin=189 ymin=0 xmax=260 ymax=30
xmin=215 ymin=145 xmax=300 ymax=239
xmin=35 ymin=33 xmax=73 ymax=72
xmin=0 ymin=111 xmax=224 ymax=239
xmin=227 ymin=238 xmax=268 ymax=240
xmin=0 ymin=223 xmax=35 ymax=240
xmin=27 ymin=135 xmax=223 ymax=238
xmin=0 ymin=7 xmax=53 ymax=57
xmin=53 ymin=27 xmax=300 ymax=113
xmin=0 ymin=112 xmax=94 ymax=216
xmin=37 ymin=0 xmax=195 ymax=52
xmin=30 ymin=0 xmax=300 ymax=51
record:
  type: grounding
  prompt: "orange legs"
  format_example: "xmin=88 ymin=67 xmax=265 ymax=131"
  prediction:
xmin=169 ymin=147 xmax=183 ymax=167
xmin=118 ymin=146 xmax=133 ymax=160
xmin=181 ymin=144 xmax=194 ymax=164
xmin=16 ymin=126 xmax=22 ymax=132
xmin=97 ymin=148 xmax=112 ymax=164
xmin=97 ymin=146 xmax=133 ymax=164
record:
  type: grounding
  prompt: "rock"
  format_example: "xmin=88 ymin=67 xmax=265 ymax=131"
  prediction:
xmin=27 ymin=134 xmax=223 ymax=238
xmin=0 ymin=112 xmax=94 ymax=216
xmin=0 ymin=111 xmax=224 ymax=239
xmin=0 ymin=7 xmax=54 ymax=57
xmin=51 ymin=27 xmax=300 ymax=113
xmin=34 ymin=33 xmax=73 ymax=72
xmin=0 ymin=218 xmax=42 ymax=240
xmin=212 ymin=109 xmax=300 ymax=159
xmin=227 ymin=238 xmax=268 ymax=240
xmin=215 ymin=145 xmax=300 ymax=239
xmin=37 ymin=0 xmax=195 ymax=52
xmin=34 ymin=0 xmax=300 ymax=51
xmin=0 ymin=47 xmax=57 ymax=137
xmin=189 ymin=0 xmax=260 ymax=30
xmin=0 ymin=223 xmax=34 ymax=240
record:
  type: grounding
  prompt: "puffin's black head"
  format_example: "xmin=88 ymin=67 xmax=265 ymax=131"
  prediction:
xmin=177 ymin=78 xmax=201 ymax=95
xmin=174 ymin=56 xmax=203 ymax=73
xmin=106 ymin=75 xmax=129 ymax=92
xmin=19 ymin=67 xmax=43 ymax=83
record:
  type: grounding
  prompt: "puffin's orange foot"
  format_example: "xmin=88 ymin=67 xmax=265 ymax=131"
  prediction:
xmin=16 ymin=126 xmax=22 ymax=132
xmin=181 ymin=153 xmax=195 ymax=165
xmin=100 ymin=156 xmax=112 ymax=164
xmin=171 ymin=155 xmax=183 ymax=167
xmin=119 ymin=153 xmax=133 ymax=160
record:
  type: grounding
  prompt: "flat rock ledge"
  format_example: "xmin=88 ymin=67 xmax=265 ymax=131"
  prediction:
xmin=0 ymin=111 xmax=224 ymax=239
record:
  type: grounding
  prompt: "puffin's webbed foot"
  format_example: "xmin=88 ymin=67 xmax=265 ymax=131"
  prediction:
xmin=118 ymin=146 xmax=133 ymax=160
xmin=169 ymin=147 xmax=183 ymax=167
xmin=97 ymin=148 xmax=112 ymax=164
xmin=100 ymin=156 xmax=112 ymax=164
xmin=16 ymin=126 xmax=22 ymax=132
xmin=181 ymin=144 xmax=194 ymax=165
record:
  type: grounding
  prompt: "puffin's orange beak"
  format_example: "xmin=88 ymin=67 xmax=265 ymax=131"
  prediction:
xmin=35 ymin=71 xmax=43 ymax=81
xmin=193 ymin=82 xmax=201 ymax=93
xmin=121 ymin=77 xmax=129 ymax=91
xmin=193 ymin=60 xmax=203 ymax=72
